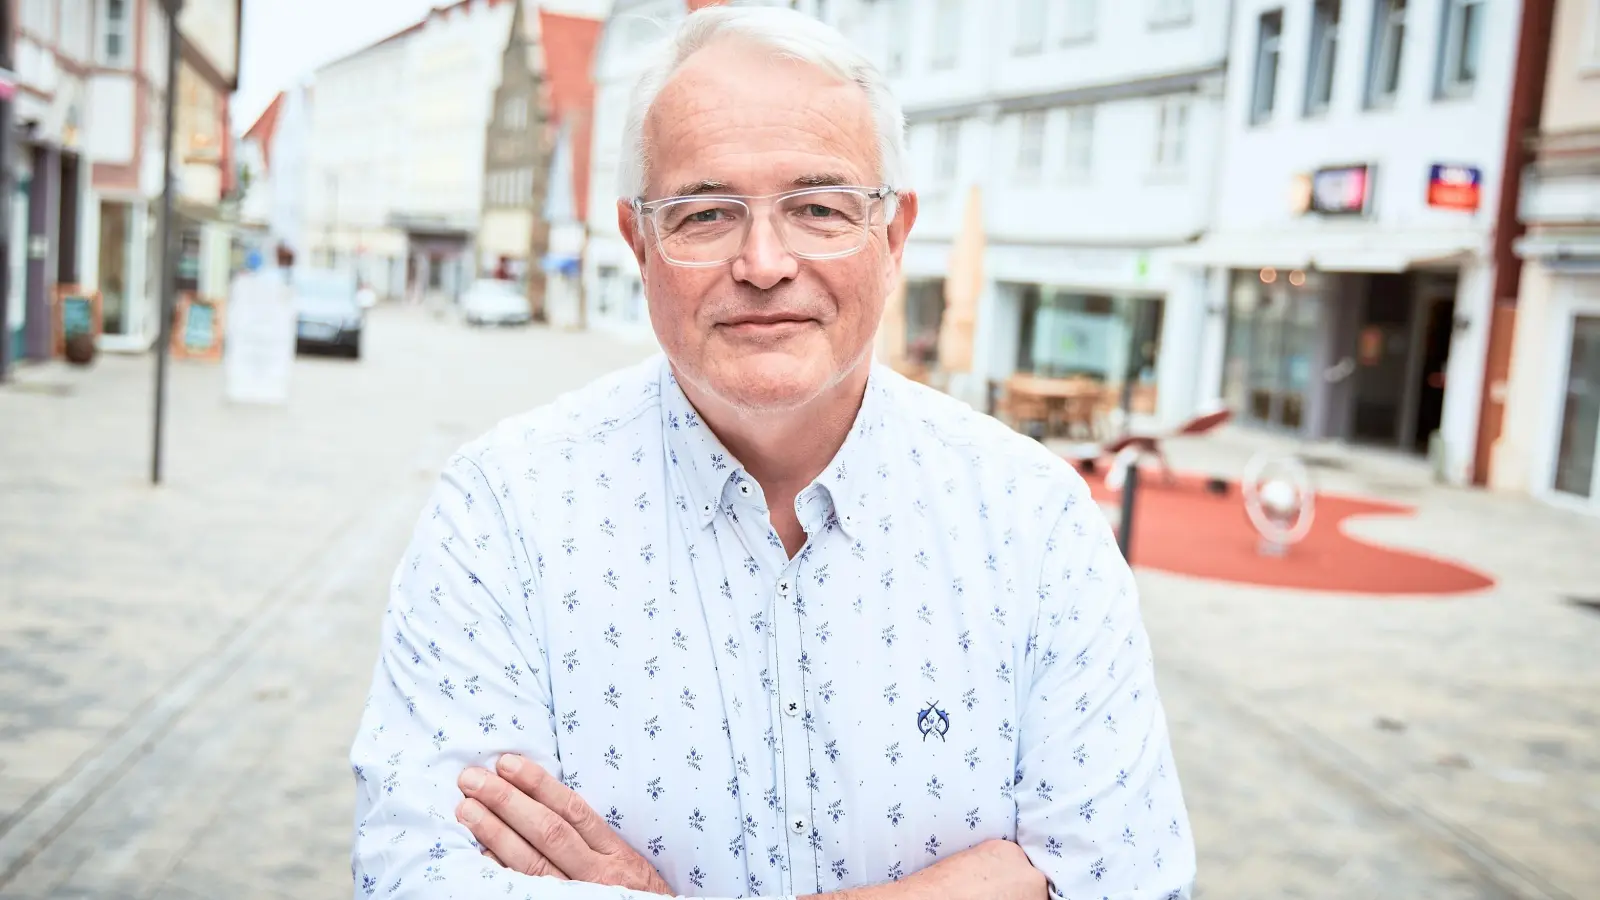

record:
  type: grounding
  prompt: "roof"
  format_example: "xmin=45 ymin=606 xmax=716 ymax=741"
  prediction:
xmin=319 ymin=0 xmax=514 ymax=73
xmin=241 ymin=91 xmax=284 ymax=171
xmin=538 ymin=9 xmax=605 ymax=221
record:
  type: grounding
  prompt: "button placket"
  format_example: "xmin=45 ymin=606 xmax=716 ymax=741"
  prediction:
xmin=771 ymin=559 xmax=821 ymax=895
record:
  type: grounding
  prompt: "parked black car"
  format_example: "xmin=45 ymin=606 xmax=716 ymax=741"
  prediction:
xmin=293 ymin=270 xmax=364 ymax=359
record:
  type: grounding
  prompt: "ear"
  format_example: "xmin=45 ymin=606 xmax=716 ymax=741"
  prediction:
xmin=882 ymin=190 xmax=918 ymax=295
xmin=618 ymin=199 xmax=649 ymax=274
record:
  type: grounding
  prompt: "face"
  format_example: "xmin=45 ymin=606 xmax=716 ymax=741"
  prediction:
xmin=620 ymin=40 xmax=917 ymax=415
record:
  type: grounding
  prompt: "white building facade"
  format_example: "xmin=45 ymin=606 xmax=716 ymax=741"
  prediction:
xmin=584 ymin=0 xmax=820 ymax=344
xmin=812 ymin=0 xmax=1231 ymax=419
xmin=304 ymin=0 xmax=519 ymax=303
xmin=1176 ymin=0 xmax=1520 ymax=483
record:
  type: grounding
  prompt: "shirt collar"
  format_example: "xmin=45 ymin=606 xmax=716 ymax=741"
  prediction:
xmin=657 ymin=358 xmax=890 ymax=540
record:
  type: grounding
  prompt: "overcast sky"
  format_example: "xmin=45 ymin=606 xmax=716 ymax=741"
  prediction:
xmin=234 ymin=0 xmax=445 ymax=131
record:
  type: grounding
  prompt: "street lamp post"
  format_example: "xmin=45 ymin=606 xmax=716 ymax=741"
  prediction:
xmin=150 ymin=0 xmax=183 ymax=485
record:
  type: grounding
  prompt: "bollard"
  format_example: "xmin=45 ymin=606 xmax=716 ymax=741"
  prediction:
xmin=1117 ymin=461 xmax=1140 ymax=562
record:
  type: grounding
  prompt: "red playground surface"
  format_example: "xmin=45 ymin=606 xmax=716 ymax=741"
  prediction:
xmin=1077 ymin=466 xmax=1496 ymax=596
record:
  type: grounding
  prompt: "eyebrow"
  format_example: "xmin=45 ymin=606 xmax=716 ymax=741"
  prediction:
xmin=791 ymin=173 xmax=854 ymax=188
xmin=668 ymin=180 xmax=732 ymax=197
xmin=663 ymin=173 xmax=859 ymax=198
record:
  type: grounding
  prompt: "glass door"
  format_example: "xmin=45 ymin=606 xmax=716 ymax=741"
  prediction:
xmin=1553 ymin=314 xmax=1600 ymax=500
xmin=1224 ymin=272 xmax=1320 ymax=432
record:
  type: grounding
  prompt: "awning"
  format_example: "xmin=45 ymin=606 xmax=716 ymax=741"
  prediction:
xmin=1515 ymin=233 xmax=1600 ymax=266
xmin=1164 ymin=230 xmax=1482 ymax=273
xmin=541 ymin=254 xmax=581 ymax=277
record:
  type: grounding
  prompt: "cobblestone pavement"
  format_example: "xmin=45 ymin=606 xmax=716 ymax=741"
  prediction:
xmin=0 ymin=307 xmax=1595 ymax=899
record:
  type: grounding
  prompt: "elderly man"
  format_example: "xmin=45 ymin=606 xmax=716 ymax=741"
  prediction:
xmin=350 ymin=6 xmax=1193 ymax=899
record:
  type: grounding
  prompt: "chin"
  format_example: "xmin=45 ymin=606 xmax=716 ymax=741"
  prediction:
xmin=708 ymin=352 xmax=838 ymax=414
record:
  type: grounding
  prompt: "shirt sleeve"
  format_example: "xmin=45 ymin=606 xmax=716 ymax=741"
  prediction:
xmin=1012 ymin=478 xmax=1196 ymax=900
xmin=348 ymin=453 xmax=762 ymax=900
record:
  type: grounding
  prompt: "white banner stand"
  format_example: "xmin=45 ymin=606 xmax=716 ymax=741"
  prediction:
xmin=224 ymin=269 xmax=296 ymax=405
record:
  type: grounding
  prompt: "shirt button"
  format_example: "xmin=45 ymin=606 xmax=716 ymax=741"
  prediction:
xmin=737 ymin=481 xmax=753 ymax=497
xmin=784 ymin=698 xmax=800 ymax=717
xmin=790 ymin=816 xmax=808 ymax=835
xmin=701 ymin=503 xmax=713 ymax=514
xmin=841 ymin=514 xmax=854 ymax=527
xmin=777 ymin=578 xmax=792 ymax=596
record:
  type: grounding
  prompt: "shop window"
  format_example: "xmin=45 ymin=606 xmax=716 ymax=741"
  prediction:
xmin=1554 ymin=316 xmax=1600 ymax=498
xmin=905 ymin=279 xmax=946 ymax=366
xmin=98 ymin=202 xmax=133 ymax=335
xmin=1015 ymin=286 xmax=1162 ymax=387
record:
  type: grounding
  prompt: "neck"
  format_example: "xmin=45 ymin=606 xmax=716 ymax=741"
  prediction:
xmin=676 ymin=361 xmax=871 ymax=500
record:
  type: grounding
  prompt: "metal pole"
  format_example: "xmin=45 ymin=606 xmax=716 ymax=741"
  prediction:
xmin=151 ymin=0 xmax=182 ymax=485
xmin=1116 ymin=297 xmax=1149 ymax=561
xmin=1117 ymin=461 xmax=1140 ymax=562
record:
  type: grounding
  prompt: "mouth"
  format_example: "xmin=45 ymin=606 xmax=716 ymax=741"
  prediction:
xmin=717 ymin=315 xmax=816 ymax=336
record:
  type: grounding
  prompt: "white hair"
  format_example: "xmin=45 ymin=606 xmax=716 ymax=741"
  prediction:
xmin=617 ymin=5 xmax=909 ymax=199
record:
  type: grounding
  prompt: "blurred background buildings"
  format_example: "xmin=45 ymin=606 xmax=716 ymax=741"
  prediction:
xmin=0 ymin=0 xmax=1595 ymax=514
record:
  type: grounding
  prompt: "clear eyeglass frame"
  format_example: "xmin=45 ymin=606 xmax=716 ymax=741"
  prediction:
xmin=631 ymin=184 xmax=899 ymax=268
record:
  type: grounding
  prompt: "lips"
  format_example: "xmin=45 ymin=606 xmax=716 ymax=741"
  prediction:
xmin=720 ymin=314 xmax=813 ymax=328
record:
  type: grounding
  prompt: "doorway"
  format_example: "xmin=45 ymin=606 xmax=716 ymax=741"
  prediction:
xmin=1553 ymin=314 xmax=1600 ymax=500
xmin=1411 ymin=296 xmax=1455 ymax=453
xmin=1223 ymin=271 xmax=1321 ymax=433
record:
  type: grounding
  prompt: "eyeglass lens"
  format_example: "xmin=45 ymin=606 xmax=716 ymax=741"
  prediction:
xmin=652 ymin=190 xmax=877 ymax=265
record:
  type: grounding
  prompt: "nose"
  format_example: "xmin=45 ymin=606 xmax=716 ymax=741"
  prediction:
xmin=730 ymin=209 xmax=798 ymax=290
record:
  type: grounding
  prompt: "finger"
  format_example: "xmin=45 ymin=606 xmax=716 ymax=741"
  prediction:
xmin=482 ymin=849 xmax=501 ymax=865
xmin=456 ymin=798 xmax=568 ymax=880
xmin=460 ymin=767 xmax=593 ymax=877
xmin=496 ymin=754 xmax=619 ymax=851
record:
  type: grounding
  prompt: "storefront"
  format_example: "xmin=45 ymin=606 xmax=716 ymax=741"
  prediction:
xmin=1220 ymin=266 xmax=1463 ymax=453
xmin=1503 ymin=262 xmax=1600 ymax=513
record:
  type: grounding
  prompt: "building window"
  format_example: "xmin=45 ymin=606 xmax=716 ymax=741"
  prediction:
xmin=1366 ymin=0 xmax=1408 ymax=108
xmin=1015 ymin=0 xmax=1047 ymax=54
xmin=1153 ymin=97 xmax=1190 ymax=173
xmin=1250 ymin=10 xmax=1284 ymax=125
xmin=62 ymin=0 xmax=93 ymax=62
xmin=101 ymin=0 xmax=132 ymax=67
xmin=1061 ymin=0 xmax=1096 ymax=44
xmin=936 ymin=120 xmax=961 ymax=182
xmin=1588 ymin=0 xmax=1600 ymax=68
xmin=885 ymin=0 xmax=908 ymax=74
xmin=1304 ymin=0 xmax=1341 ymax=115
xmin=1017 ymin=111 xmax=1046 ymax=178
xmin=1435 ymin=0 xmax=1483 ymax=97
xmin=932 ymin=0 xmax=961 ymax=70
xmin=1063 ymin=105 xmax=1095 ymax=180
xmin=1148 ymin=0 xmax=1192 ymax=28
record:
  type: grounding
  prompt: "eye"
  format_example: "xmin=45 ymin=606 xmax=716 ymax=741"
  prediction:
xmin=801 ymin=204 xmax=838 ymax=218
xmin=687 ymin=208 xmax=727 ymax=223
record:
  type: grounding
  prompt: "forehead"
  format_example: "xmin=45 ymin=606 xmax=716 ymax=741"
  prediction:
xmin=642 ymin=40 xmax=880 ymax=196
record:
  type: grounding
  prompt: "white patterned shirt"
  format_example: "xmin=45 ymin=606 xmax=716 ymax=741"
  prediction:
xmin=350 ymin=356 xmax=1194 ymax=900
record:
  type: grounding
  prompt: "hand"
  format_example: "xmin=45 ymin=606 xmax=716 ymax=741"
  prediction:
xmin=457 ymin=754 xmax=672 ymax=894
xmin=829 ymin=839 xmax=1046 ymax=900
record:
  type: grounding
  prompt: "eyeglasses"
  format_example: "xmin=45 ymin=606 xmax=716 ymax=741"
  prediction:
xmin=632 ymin=185 xmax=897 ymax=267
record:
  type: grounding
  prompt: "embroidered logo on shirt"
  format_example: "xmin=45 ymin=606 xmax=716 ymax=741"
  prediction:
xmin=916 ymin=702 xmax=950 ymax=742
